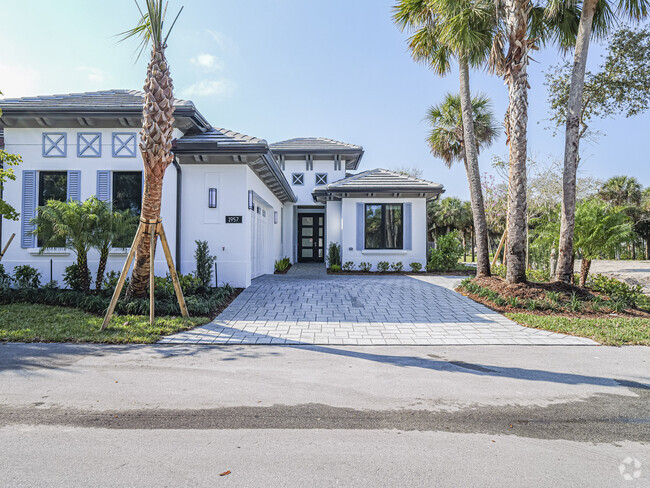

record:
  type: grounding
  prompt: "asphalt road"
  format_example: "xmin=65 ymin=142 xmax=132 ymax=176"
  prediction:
xmin=1 ymin=343 xmax=649 ymax=487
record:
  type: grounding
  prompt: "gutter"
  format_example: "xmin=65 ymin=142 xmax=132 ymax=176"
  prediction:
xmin=173 ymin=158 xmax=182 ymax=273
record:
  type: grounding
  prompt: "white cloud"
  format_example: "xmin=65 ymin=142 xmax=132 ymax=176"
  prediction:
xmin=181 ymin=79 xmax=235 ymax=98
xmin=206 ymin=30 xmax=238 ymax=55
xmin=76 ymin=66 xmax=106 ymax=83
xmin=190 ymin=53 xmax=222 ymax=71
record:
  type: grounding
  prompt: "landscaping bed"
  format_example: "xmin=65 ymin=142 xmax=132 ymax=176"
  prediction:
xmin=457 ymin=274 xmax=650 ymax=345
xmin=0 ymin=303 xmax=211 ymax=343
xmin=327 ymin=268 xmax=475 ymax=276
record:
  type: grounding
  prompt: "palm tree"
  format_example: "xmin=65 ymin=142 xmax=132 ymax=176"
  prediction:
xmin=394 ymin=0 xmax=496 ymax=277
xmin=597 ymin=175 xmax=643 ymax=208
xmin=555 ymin=0 xmax=649 ymax=283
xmin=32 ymin=199 xmax=99 ymax=292
xmin=119 ymin=0 xmax=183 ymax=298
xmin=88 ymin=199 xmax=138 ymax=291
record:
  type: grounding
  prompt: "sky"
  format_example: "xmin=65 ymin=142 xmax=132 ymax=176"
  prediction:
xmin=1 ymin=0 xmax=648 ymax=199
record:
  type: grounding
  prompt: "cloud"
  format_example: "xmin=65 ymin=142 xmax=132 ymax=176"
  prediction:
xmin=76 ymin=66 xmax=106 ymax=83
xmin=190 ymin=53 xmax=222 ymax=71
xmin=181 ymin=79 xmax=235 ymax=98
xmin=206 ymin=30 xmax=238 ymax=55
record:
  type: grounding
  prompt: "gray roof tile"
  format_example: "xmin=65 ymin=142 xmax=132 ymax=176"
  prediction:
xmin=270 ymin=137 xmax=362 ymax=152
xmin=0 ymin=89 xmax=194 ymax=110
xmin=315 ymin=168 xmax=444 ymax=192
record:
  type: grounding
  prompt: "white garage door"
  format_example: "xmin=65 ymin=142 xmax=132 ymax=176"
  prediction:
xmin=251 ymin=199 xmax=269 ymax=279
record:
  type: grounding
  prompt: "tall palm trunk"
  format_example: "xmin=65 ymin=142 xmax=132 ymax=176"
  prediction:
xmin=503 ymin=0 xmax=529 ymax=284
xmin=126 ymin=45 xmax=175 ymax=298
xmin=459 ymin=58 xmax=491 ymax=278
xmin=96 ymin=246 xmax=109 ymax=291
xmin=556 ymin=0 xmax=598 ymax=283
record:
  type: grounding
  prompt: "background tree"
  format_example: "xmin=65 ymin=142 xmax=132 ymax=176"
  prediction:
xmin=0 ymin=90 xmax=22 ymax=223
xmin=597 ymin=175 xmax=642 ymax=208
xmin=574 ymin=198 xmax=633 ymax=285
xmin=553 ymin=9 xmax=649 ymax=283
xmin=393 ymin=0 xmax=496 ymax=278
xmin=119 ymin=0 xmax=183 ymax=298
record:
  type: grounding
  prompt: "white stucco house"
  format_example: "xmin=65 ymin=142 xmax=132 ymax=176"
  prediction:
xmin=0 ymin=90 xmax=444 ymax=288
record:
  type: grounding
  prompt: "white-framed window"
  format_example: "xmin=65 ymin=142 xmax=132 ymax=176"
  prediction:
xmin=292 ymin=173 xmax=304 ymax=185
xmin=315 ymin=173 xmax=328 ymax=185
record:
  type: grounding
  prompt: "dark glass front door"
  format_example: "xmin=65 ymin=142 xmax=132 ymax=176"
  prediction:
xmin=298 ymin=213 xmax=324 ymax=262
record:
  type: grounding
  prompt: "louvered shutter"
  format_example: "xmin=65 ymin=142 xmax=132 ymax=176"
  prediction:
xmin=403 ymin=203 xmax=412 ymax=250
xmin=67 ymin=170 xmax=81 ymax=202
xmin=356 ymin=202 xmax=364 ymax=250
xmin=96 ymin=170 xmax=111 ymax=201
xmin=21 ymin=171 xmax=37 ymax=248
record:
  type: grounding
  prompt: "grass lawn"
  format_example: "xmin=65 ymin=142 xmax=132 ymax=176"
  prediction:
xmin=0 ymin=303 xmax=211 ymax=343
xmin=507 ymin=312 xmax=650 ymax=346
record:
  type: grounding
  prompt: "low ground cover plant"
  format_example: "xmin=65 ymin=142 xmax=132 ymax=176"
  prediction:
xmin=342 ymin=261 xmax=355 ymax=271
xmin=409 ymin=262 xmax=422 ymax=272
xmin=377 ymin=261 xmax=390 ymax=272
xmin=359 ymin=262 xmax=372 ymax=272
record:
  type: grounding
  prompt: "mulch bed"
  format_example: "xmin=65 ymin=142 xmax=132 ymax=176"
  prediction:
xmin=210 ymin=288 xmax=243 ymax=318
xmin=327 ymin=269 xmax=476 ymax=276
xmin=457 ymin=276 xmax=650 ymax=319
xmin=274 ymin=264 xmax=292 ymax=274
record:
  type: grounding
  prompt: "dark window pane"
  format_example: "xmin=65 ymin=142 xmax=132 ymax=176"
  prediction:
xmin=38 ymin=172 xmax=67 ymax=207
xmin=384 ymin=204 xmax=403 ymax=249
xmin=38 ymin=172 xmax=67 ymax=247
xmin=113 ymin=172 xmax=142 ymax=216
xmin=302 ymin=217 xmax=313 ymax=226
xmin=364 ymin=203 xmax=403 ymax=250
xmin=365 ymin=204 xmax=382 ymax=249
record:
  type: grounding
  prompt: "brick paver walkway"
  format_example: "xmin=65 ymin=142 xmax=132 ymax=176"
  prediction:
xmin=161 ymin=264 xmax=597 ymax=345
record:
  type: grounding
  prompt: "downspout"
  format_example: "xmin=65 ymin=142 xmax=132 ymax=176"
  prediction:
xmin=173 ymin=158 xmax=182 ymax=273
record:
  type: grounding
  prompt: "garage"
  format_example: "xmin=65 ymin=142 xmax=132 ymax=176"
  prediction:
xmin=251 ymin=197 xmax=270 ymax=279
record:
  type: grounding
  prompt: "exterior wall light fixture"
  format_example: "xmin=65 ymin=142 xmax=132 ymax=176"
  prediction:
xmin=208 ymin=188 xmax=217 ymax=208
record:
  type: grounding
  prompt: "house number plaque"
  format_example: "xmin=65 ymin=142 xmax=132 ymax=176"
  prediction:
xmin=225 ymin=216 xmax=243 ymax=224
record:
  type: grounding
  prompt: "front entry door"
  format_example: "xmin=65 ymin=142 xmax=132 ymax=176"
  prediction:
xmin=298 ymin=213 xmax=324 ymax=262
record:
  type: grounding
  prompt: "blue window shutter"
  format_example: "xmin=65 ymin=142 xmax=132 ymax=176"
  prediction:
xmin=356 ymin=202 xmax=364 ymax=250
xmin=96 ymin=170 xmax=111 ymax=201
xmin=404 ymin=202 xmax=412 ymax=250
xmin=21 ymin=170 xmax=37 ymax=248
xmin=67 ymin=170 xmax=81 ymax=202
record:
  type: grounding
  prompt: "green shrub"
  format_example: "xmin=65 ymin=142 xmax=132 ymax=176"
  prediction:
xmin=194 ymin=240 xmax=216 ymax=290
xmin=327 ymin=242 xmax=341 ymax=267
xmin=330 ymin=264 xmax=341 ymax=272
xmin=342 ymin=261 xmax=355 ymax=272
xmin=491 ymin=264 xmax=506 ymax=278
xmin=526 ymin=268 xmax=550 ymax=282
xmin=390 ymin=262 xmax=403 ymax=272
xmin=44 ymin=280 xmax=59 ymax=290
xmin=63 ymin=264 xmax=91 ymax=292
xmin=459 ymin=277 xmax=472 ymax=288
xmin=377 ymin=261 xmax=390 ymax=272
xmin=587 ymin=274 xmax=642 ymax=307
xmin=493 ymin=296 xmax=506 ymax=306
xmin=524 ymin=299 xmax=539 ymax=311
xmin=409 ymin=262 xmax=422 ymax=273
xmin=13 ymin=265 xmax=42 ymax=289
xmin=427 ymin=231 xmax=463 ymax=272
xmin=275 ymin=257 xmax=291 ymax=272
xmin=0 ymin=264 xmax=12 ymax=288
xmin=359 ymin=262 xmax=372 ymax=272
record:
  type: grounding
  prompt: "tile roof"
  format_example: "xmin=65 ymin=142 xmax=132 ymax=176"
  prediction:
xmin=0 ymin=89 xmax=194 ymax=110
xmin=315 ymin=168 xmax=444 ymax=193
xmin=270 ymin=137 xmax=362 ymax=152
xmin=174 ymin=127 xmax=267 ymax=151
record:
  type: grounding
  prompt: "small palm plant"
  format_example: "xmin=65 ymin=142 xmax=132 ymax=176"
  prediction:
xmin=32 ymin=199 xmax=99 ymax=292
xmin=88 ymin=199 xmax=138 ymax=291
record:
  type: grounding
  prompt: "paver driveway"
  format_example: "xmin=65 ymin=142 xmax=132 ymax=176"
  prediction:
xmin=162 ymin=264 xmax=596 ymax=345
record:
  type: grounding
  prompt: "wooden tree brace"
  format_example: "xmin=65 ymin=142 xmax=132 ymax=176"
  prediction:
xmin=101 ymin=219 xmax=189 ymax=331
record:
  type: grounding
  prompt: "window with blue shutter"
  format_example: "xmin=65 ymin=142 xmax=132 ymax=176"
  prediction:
xmin=96 ymin=170 xmax=111 ymax=201
xmin=404 ymin=202 xmax=412 ymax=250
xmin=356 ymin=202 xmax=364 ymax=250
xmin=67 ymin=171 xmax=81 ymax=202
xmin=21 ymin=171 xmax=37 ymax=248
